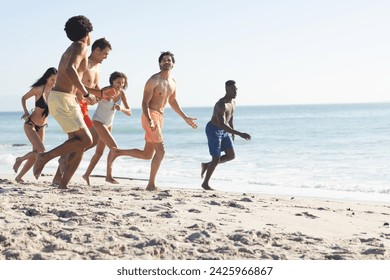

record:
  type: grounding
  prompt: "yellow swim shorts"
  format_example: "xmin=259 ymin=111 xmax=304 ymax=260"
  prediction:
xmin=48 ymin=91 xmax=87 ymax=133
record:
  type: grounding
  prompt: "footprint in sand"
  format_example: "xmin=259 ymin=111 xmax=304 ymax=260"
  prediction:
xmin=24 ymin=208 xmax=40 ymax=217
xmin=187 ymin=224 xmax=200 ymax=229
xmin=240 ymin=197 xmax=253 ymax=202
xmin=209 ymin=201 xmax=221 ymax=206
xmin=229 ymin=233 xmax=251 ymax=245
xmin=227 ymin=201 xmax=246 ymax=209
xmin=122 ymin=233 xmax=140 ymax=240
xmin=362 ymin=248 xmax=386 ymax=255
xmin=158 ymin=211 xmax=177 ymax=218
xmin=187 ymin=230 xmax=210 ymax=242
xmin=49 ymin=209 xmax=79 ymax=218
xmin=295 ymin=211 xmax=319 ymax=219
xmin=123 ymin=212 xmax=140 ymax=217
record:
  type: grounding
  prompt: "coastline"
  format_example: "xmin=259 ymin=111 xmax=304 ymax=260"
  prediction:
xmin=0 ymin=173 xmax=389 ymax=260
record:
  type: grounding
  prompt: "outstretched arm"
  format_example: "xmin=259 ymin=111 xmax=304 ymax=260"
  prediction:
xmin=168 ymin=91 xmax=197 ymax=129
xmin=216 ymin=103 xmax=251 ymax=140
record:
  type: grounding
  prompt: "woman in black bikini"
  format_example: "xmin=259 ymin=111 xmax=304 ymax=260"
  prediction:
xmin=13 ymin=67 xmax=57 ymax=182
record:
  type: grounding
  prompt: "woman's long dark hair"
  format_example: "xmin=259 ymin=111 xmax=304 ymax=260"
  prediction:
xmin=31 ymin=67 xmax=58 ymax=87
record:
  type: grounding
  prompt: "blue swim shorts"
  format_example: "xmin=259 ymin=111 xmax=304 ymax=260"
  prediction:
xmin=205 ymin=121 xmax=233 ymax=157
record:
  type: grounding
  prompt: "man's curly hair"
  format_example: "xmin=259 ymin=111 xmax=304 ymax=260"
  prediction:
xmin=64 ymin=15 xmax=93 ymax=42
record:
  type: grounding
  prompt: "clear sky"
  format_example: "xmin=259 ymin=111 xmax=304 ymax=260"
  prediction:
xmin=1 ymin=0 xmax=390 ymax=111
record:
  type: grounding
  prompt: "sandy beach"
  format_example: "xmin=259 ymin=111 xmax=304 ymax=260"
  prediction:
xmin=0 ymin=173 xmax=389 ymax=260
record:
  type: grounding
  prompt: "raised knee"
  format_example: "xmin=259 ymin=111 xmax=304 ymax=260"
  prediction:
xmin=82 ymin=138 xmax=93 ymax=148
xmin=228 ymin=153 xmax=235 ymax=161
xmin=144 ymin=153 xmax=154 ymax=160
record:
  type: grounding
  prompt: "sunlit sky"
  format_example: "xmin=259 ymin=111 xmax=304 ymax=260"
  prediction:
xmin=1 ymin=0 xmax=390 ymax=111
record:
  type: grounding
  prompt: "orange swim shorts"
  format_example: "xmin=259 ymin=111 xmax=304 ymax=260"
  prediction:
xmin=79 ymin=100 xmax=93 ymax=128
xmin=141 ymin=110 xmax=164 ymax=143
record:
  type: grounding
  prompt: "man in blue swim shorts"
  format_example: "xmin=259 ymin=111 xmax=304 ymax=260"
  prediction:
xmin=201 ymin=80 xmax=252 ymax=190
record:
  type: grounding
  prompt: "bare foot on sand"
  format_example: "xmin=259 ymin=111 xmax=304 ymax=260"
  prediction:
xmin=201 ymin=183 xmax=214 ymax=191
xmin=146 ymin=185 xmax=160 ymax=191
xmin=105 ymin=177 xmax=119 ymax=184
xmin=58 ymin=185 xmax=69 ymax=190
xmin=52 ymin=179 xmax=61 ymax=187
xmin=82 ymin=174 xmax=90 ymax=186
xmin=52 ymin=171 xmax=62 ymax=186
xmin=59 ymin=156 xmax=66 ymax=176
xmin=201 ymin=162 xmax=208 ymax=179
xmin=13 ymin=157 xmax=22 ymax=173
xmin=15 ymin=177 xmax=24 ymax=183
xmin=33 ymin=153 xmax=47 ymax=179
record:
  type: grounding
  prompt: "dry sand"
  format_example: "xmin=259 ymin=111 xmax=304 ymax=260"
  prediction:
xmin=1 ymin=174 xmax=389 ymax=260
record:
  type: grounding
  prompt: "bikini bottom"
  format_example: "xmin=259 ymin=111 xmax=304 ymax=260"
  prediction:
xmin=25 ymin=118 xmax=47 ymax=132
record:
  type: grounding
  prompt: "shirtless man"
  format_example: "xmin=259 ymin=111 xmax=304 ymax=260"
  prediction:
xmin=201 ymin=80 xmax=252 ymax=190
xmin=108 ymin=51 xmax=198 ymax=191
xmin=33 ymin=15 xmax=109 ymax=189
xmin=52 ymin=37 xmax=112 ymax=186
xmin=80 ymin=37 xmax=112 ymax=147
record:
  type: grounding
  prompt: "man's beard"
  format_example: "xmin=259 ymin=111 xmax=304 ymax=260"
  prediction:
xmin=161 ymin=65 xmax=173 ymax=71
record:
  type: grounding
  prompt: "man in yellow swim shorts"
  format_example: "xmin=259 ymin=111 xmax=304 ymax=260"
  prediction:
xmin=33 ymin=15 xmax=104 ymax=189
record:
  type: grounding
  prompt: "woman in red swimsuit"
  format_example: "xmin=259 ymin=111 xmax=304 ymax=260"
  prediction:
xmin=13 ymin=67 xmax=57 ymax=182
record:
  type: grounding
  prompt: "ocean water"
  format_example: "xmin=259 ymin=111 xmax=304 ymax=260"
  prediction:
xmin=1 ymin=103 xmax=390 ymax=203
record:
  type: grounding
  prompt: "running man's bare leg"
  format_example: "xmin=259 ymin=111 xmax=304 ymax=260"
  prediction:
xmin=146 ymin=142 xmax=165 ymax=191
xmin=58 ymin=151 xmax=82 ymax=189
xmin=52 ymin=166 xmax=62 ymax=186
xmin=33 ymin=128 xmax=92 ymax=180
xmin=201 ymin=149 xmax=235 ymax=190
xmin=201 ymin=156 xmax=219 ymax=190
xmin=107 ymin=142 xmax=156 ymax=189
xmin=201 ymin=162 xmax=208 ymax=179
xmin=107 ymin=142 xmax=155 ymax=176
xmin=52 ymin=154 xmax=68 ymax=186
xmin=109 ymin=142 xmax=155 ymax=162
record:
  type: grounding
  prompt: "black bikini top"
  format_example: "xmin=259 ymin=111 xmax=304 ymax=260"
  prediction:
xmin=35 ymin=86 xmax=49 ymax=117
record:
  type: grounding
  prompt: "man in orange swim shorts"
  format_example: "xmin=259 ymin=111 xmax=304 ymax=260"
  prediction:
xmin=79 ymin=38 xmax=112 ymax=133
xmin=107 ymin=51 xmax=198 ymax=191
